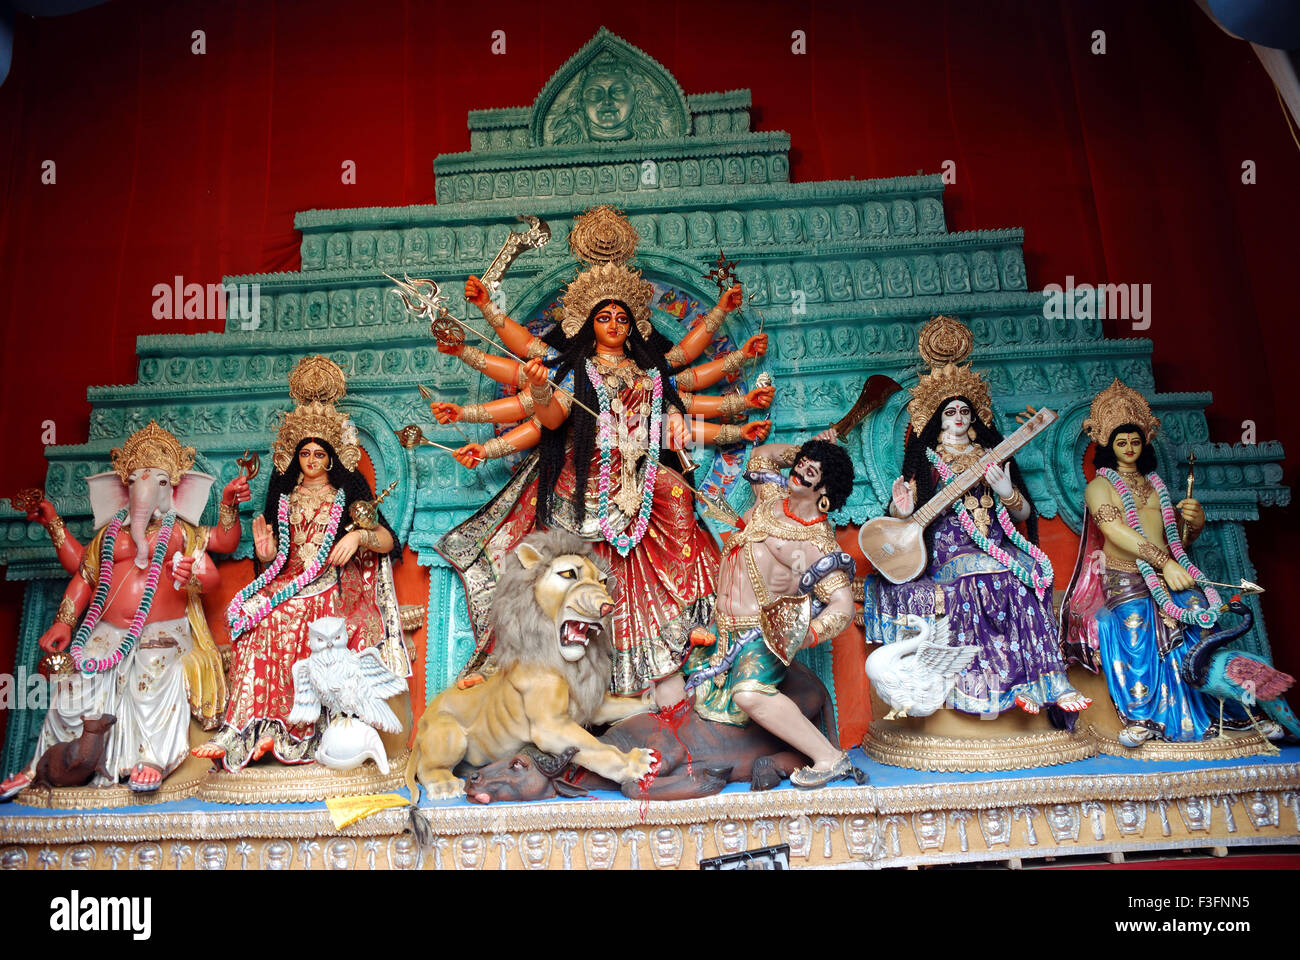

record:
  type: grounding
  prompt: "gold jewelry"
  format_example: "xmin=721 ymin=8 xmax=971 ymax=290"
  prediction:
xmin=701 ymin=306 xmax=727 ymax=335
xmin=482 ymin=435 xmax=517 ymax=460
xmin=459 ymin=345 xmax=490 ymax=372
xmin=1083 ymin=378 xmax=1160 ymax=445
xmin=749 ymin=446 xmax=798 ymax=472
xmin=714 ymin=424 xmax=744 ymax=444
xmin=515 ymin=366 xmax=531 ymax=390
xmin=481 ymin=300 xmax=508 ymax=331
xmin=530 ymin=382 xmax=554 ymax=406
xmin=1116 ymin=469 xmax=1154 ymax=506
xmin=1137 ymin=541 xmax=1171 ymax=570
xmin=1093 ymin=503 xmax=1122 ymax=524
xmin=54 ymin=595 xmax=78 ymax=626
xmin=674 ymin=367 xmax=697 ymax=390
xmin=813 ymin=571 xmax=852 ymax=603
xmin=720 ymin=349 xmax=747 ymax=376
xmin=809 ymin=609 xmax=851 ymax=643
xmin=218 ymin=503 xmax=239 ymax=531
xmin=459 ymin=403 xmax=490 ymax=423
xmin=665 ymin=343 xmax=687 ymax=367
xmin=817 ymin=494 xmax=832 ymax=514
xmin=525 ymin=339 xmax=550 ymax=359
xmin=1001 ymin=487 xmax=1024 ymax=512
xmin=358 ymin=528 xmax=382 ymax=552
xmin=906 ymin=316 xmax=994 ymax=434
xmin=44 ymin=515 xmax=67 ymax=549
xmin=718 ymin=393 xmax=748 ymax=416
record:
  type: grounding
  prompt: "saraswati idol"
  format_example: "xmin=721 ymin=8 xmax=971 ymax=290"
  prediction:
xmin=432 ymin=206 xmax=774 ymax=707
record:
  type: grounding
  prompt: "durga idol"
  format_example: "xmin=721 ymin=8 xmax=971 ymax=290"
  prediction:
xmin=433 ymin=206 xmax=774 ymax=707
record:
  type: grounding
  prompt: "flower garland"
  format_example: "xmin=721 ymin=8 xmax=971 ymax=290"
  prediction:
xmin=1099 ymin=467 xmax=1218 ymax=629
xmin=586 ymin=361 xmax=662 ymax=557
xmin=70 ymin=508 xmax=177 ymax=675
xmin=926 ymin=448 xmax=1054 ymax=598
xmin=226 ymin=487 xmax=347 ymax=641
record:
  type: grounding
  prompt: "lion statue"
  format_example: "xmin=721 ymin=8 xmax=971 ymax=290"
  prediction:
xmin=405 ymin=530 xmax=657 ymax=800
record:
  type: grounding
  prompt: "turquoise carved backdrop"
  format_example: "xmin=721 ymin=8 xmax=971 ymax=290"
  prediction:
xmin=0 ymin=28 xmax=1287 ymax=772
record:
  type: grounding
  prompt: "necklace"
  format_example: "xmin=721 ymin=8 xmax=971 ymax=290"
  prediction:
xmin=1117 ymin=468 xmax=1154 ymax=505
xmin=227 ymin=488 xmax=347 ymax=640
xmin=70 ymin=509 xmax=177 ymax=674
xmin=926 ymin=448 xmax=1053 ymax=597
xmin=782 ymin=498 xmax=825 ymax=526
xmin=1100 ymin=468 xmax=1218 ymax=629
xmin=586 ymin=360 xmax=662 ymax=556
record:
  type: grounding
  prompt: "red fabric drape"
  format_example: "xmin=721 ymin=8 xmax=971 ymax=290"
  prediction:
xmin=1 ymin=1 xmax=1297 ymax=749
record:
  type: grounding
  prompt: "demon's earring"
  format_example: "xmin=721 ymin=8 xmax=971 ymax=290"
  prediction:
xmin=818 ymin=495 xmax=831 ymax=514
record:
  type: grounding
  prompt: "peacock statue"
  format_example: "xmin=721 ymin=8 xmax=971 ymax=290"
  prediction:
xmin=865 ymin=613 xmax=979 ymax=719
xmin=1181 ymin=600 xmax=1300 ymax=741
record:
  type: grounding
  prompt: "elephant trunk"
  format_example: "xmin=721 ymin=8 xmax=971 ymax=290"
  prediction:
xmin=128 ymin=484 xmax=157 ymax=569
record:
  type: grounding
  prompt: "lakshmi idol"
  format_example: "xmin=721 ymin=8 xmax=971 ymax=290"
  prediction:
xmin=194 ymin=356 xmax=411 ymax=771
xmin=1059 ymin=379 xmax=1262 ymax=746
xmin=864 ymin=316 xmax=1090 ymax=716
xmin=433 ymin=206 xmax=773 ymax=707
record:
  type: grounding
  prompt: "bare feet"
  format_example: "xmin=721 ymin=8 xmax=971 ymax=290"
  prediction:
xmin=1014 ymin=694 xmax=1041 ymax=715
xmin=192 ymin=740 xmax=226 ymax=759
xmin=0 ymin=772 xmax=31 ymax=801
xmin=128 ymin=763 xmax=163 ymax=792
xmin=1055 ymin=691 xmax=1092 ymax=713
xmin=250 ymin=735 xmax=275 ymax=761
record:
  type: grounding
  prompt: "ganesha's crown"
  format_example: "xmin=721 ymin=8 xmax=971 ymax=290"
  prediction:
xmin=110 ymin=420 xmax=196 ymax=484
xmin=1082 ymin=378 xmax=1161 ymax=445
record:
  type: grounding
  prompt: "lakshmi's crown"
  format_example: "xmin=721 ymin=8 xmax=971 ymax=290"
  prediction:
xmin=272 ymin=356 xmax=361 ymax=473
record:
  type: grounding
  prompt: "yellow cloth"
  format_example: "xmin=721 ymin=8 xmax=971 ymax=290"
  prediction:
xmin=325 ymin=793 xmax=411 ymax=830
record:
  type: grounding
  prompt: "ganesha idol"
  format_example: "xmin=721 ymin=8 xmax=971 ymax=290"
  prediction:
xmin=1 ymin=422 xmax=249 ymax=801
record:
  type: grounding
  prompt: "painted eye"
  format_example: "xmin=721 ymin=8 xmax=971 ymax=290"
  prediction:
xmin=558 ymin=569 xmax=577 ymax=580
xmin=510 ymin=758 xmax=526 ymax=770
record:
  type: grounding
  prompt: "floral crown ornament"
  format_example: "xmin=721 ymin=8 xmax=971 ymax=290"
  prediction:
xmin=560 ymin=205 xmax=655 ymax=338
xmin=1082 ymin=378 xmax=1161 ymax=446
xmin=272 ymin=355 xmax=362 ymax=473
xmin=906 ymin=315 xmax=994 ymax=434
xmin=110 ymin=421 xmax=196 ymax=484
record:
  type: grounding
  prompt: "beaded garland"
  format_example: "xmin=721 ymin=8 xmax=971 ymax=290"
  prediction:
xmin=586 ymin=360 xmax=663 ymax=557
xmin=1099 ymin=467 xmax=1218 ymax=629
xmin=926 ymin=448 xmax=1054 ymax=598
xmin=70 ymin=508 xmax=177 ymax=675
xmin=226 ymin=487 xmax=347 ymax=641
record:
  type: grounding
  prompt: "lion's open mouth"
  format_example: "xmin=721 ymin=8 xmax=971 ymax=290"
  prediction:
xmin=560 ymin=619 xmax=602 ymax=648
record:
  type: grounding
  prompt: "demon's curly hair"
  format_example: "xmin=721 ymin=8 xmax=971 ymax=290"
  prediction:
xmin=535 ymin=299 xmax=688 ymax=527
xmin=262 ymin=436 xmax=400 ymax=561
xmin=1092 ymin=423 xmax=1158 ymax=474
xmin=795 ymin=439 xmax=855 ymax=513
xmin=901 ymin=395 xmax=1039 ymax=543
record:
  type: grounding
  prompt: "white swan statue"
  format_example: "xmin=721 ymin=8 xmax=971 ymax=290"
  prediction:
xmin=865 ymin=613 xmax=979 ymax=719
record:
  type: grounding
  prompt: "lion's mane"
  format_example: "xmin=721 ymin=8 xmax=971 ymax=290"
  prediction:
xmin=490 ymin=530 xmax=614 ymax=722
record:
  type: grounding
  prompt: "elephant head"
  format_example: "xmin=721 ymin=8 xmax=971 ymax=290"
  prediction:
xmin=84 ymin=421 xmax=215 ymax=568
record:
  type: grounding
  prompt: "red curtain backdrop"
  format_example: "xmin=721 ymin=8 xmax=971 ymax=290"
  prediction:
xmin=1 ymin=0 xmax=1298 ymax=746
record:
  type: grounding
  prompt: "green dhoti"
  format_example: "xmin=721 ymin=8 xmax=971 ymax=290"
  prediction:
xmin=685 ymin=618 xmax=787 ymax=727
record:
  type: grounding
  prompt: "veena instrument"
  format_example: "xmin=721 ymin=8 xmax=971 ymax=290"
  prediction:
xmin=858 ymin=407 xmax=1057 ymax=584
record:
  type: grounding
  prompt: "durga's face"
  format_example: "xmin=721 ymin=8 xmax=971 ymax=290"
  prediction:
xmin=1111 ymin=431 xmax=1144 ymax=468
xmin=298 ymin=441 xmax=330 ymax=481
xmin=582 ymin=71 xmax=634 ymax=140
xmin=592 ymin=303 xmax=631 ymax=351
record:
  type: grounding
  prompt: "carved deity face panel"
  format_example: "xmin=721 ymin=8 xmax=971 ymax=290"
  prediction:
xmin=582 ymin=67 xmax=636 ymax=140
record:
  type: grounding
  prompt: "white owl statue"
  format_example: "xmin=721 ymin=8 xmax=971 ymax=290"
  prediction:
xmin=288 ymin=616 xmax=408 ymax=774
